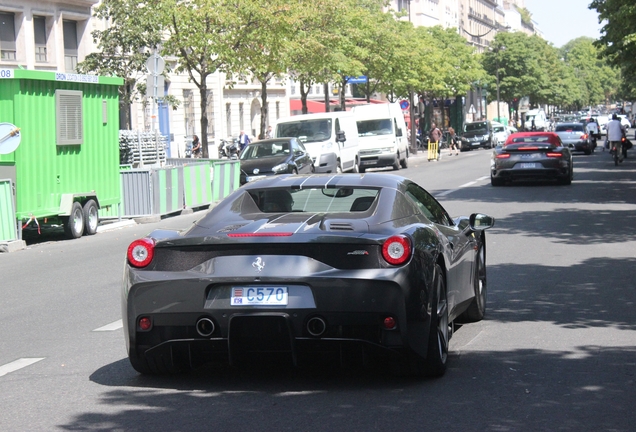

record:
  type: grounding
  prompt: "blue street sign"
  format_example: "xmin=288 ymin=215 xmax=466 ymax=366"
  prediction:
xmin=346 ymin=76 xmax=368 ymax=84
xmin=400 ymin=100 xmax=409 ymax=110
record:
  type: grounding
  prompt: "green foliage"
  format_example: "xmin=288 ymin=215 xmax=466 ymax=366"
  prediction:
xmin=77 ymin=0 xmax=163 ymax=129
xmin=589 ymin=0 xmax=636 ymax=98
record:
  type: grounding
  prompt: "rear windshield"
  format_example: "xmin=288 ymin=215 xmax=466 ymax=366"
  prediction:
xmin=505 ymin=135 xmax=559 ymax=148
xmin=555 ymin=124 xmax=584 ymax=132
xmin=247 ymin=187 xmax=380 ymax=213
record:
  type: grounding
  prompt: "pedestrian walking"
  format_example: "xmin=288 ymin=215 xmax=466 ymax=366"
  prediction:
xmin=448 ymin=127 xmax=459 ymax=156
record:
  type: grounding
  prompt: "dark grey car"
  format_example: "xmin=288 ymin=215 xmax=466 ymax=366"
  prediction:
xmin=122 ymin=173 xmax=494 ymax=377
xmin=460 ymin=121 xmax=493 ymax=151
xmin=555 ymin=123 xmax=594 ymax=155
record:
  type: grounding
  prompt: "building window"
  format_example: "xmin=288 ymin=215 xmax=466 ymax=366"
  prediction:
xmin=56 ymin=90 xmax=83 ymax=145
xmin=226 ymin=103 xmax=232 ymax=137
xmin=183 ymin=89 xmax=195 ymax=137
xmin=34 ymin=16 xmax=47 ymax=63
xmin=397 ymin=0 xmax=409 ymax=12
xmin=239 ymin=103 xmax=244 ymax=131
xmin=0 ymin=12 xmax=16 ymax=61
xmin=63 ymin=20 xmax=78 ymax=72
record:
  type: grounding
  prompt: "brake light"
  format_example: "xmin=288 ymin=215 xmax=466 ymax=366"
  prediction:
xmin=582 ymin=134 xmax=588 ymax=139
xmin=622 ymin=137 xmax=626 ymax=142
xmin=546 ymin=152 xmax=562 ymax=158
xmin=518 ymin=146 xmax=539 ymax=151
xmin=227 ymin=232 xmax=293 ymax=237
xmin=382 ymin=235 xmax=412 ymax=265
xmin=127 ymin=238 xmax=155 ymax=268
xmin=496 ymin=153 xmax=510 ymax=159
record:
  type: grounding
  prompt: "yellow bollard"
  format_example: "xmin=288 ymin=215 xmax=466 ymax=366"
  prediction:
xmin=427 ymin=140 xmax=439 ymax=161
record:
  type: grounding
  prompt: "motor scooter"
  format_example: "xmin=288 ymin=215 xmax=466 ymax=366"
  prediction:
xmin=218 ymin=138 xmax=239 ymax=159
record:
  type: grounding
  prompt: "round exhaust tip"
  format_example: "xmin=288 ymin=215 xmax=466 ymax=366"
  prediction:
xmin=196 ymin=318 xmax=215 ymax=337
xmin=307 ymin=317 xmax=327 ymax=337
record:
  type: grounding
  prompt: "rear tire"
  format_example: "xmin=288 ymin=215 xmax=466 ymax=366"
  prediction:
xmin=392 ymin=152 xmax=401 ymax=170
xmin=63 ymin=202 xmax=84 ymax=239
xmin=491 ymin=175 xmax=504 ymax=187
xmin=408 ymin=264 xmax=449 ymax=378
xmin=83 ymin=200 xmax=99 ymax=235
xmin=400 ymin=149 xmax=409 ymax=168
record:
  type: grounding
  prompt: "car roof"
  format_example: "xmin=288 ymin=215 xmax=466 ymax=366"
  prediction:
xmin=504 ymin=132 xmax=561 ymax=146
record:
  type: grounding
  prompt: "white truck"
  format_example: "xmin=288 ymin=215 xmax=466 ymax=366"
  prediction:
xmin=351 ymin=103 xmax=409 ymax=172
xmin=273 ymin=112 xmax=360 ymax=173
xmin=525 ymin=109 xmax=548 ymax=131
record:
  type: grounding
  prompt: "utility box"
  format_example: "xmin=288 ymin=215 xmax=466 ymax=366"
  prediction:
xmin=0 ymin=69 xmax=123 ymax=240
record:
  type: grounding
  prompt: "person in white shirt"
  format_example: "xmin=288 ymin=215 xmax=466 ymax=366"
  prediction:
xmin=606 ymin=114 xmax=624 ymax=162
xmin=586 ymin=118 xmax=599 ymax=137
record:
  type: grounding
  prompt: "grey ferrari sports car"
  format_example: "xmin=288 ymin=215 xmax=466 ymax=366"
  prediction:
xmin=123 ymin=173 xmax=494 ymax=377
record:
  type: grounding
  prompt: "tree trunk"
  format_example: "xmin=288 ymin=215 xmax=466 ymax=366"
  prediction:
xmin=339 ymin=76 xmax=347 ymax=111
xmin=300 ymin=79 xmax=309 ymax=115
xmin=324 ymin=83 xmax=330 ymax=113
xmin=366 ymin=80 xmax=371 ymax=103
xmin=259 ymin=77 xmax=269 ymax=140
xmin=199 ymin=79 xmax=209 ymax=158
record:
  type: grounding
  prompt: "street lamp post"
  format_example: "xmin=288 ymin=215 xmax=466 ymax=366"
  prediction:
xmin=495 ymin=45 xmax=506 ymax=123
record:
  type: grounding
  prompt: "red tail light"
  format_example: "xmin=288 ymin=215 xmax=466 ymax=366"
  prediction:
xmin=546 ymin=152 xmax=562 ymax=158
xmin=518 ymin=146 xmax=539 ymax=151
xmin=127 ymin=238 xmax=155 ymax=268
xmin=496 ymin=153 xmax=511 ymax=159
xmin=582 ymin=134 xmax=588 ymax=139
xmin=622 ymin=137 xmax=626 ymax=142
xmin=228 ymin=232 xmax=293 ymax=237
xmin=382 ymin=235 xmax=412 ymax=265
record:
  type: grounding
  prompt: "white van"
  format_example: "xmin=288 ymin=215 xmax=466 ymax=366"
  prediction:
xmin=274 ymin=112 xmax=360 ymax=173
xmin=351 ymin=103 xmax=409 ymax=172
xmin=525 ymin=109 xmax=547 ymax=131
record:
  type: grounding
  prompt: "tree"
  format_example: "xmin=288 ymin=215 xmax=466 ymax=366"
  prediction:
xmin=77 ymin=0 xmax=163 ymax=129
xmin=589 ymin=0 xmax=636 ymax=97
xmin=158 ymin=0 xmax=258 ymax=158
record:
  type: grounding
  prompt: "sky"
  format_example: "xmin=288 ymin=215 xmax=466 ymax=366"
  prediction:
xmin=524 ymin=0 xmax=603 ymax=48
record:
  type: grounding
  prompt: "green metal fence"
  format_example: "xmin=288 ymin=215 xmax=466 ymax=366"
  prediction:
xmin=0 ymin=179 xmax=17 ymax=242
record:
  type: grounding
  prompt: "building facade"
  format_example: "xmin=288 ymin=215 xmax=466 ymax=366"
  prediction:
xmin=0 ymin=0 xmax=290 ymax=159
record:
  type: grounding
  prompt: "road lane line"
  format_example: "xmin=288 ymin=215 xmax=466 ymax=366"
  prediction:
xmin=93 ymin=319 xmax=123 ymax=332
xmin=436 ymin=176 xmax=490 ymax=198
xmin=0 ymin=358 xmax=45 ymax=377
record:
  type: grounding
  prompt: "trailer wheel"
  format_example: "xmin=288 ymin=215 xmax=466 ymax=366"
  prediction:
xmin=63 ymin=202 xmax=85 ymax=239
xmin=83 ymin=200 xmax=99 ymax=235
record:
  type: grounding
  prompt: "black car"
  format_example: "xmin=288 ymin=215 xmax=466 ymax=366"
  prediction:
xmin=239 ymin=138 xmax=314 ymax=185
xmin=123 ymin=173 xmax=494 ymax=377
xmin=491 ymin=132 xmax=573 ymax=186
xmin=460 ymin=121 xmax=493 ymax=151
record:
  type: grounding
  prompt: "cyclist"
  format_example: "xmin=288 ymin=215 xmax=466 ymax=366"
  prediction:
xmin=606 ymin=114 xmax=624 ymax=164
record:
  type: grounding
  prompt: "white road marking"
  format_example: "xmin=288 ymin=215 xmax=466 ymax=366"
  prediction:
xmin=0 ymin=358 xmax=45 ymax=377
xmin=93 ymin=319 xmax=123 ymax=332
xmin=436 ymin=176 xmax=490 ymax=198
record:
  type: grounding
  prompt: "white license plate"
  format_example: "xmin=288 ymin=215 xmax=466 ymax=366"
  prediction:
xmin=362 ymin=160 xmax=377 ymax=165
xmin=246 ymin=175 xmax=265 ymax=182
xmin=231 ymin=287 xmax=288 ymax=306
xmin=519 ymin=163 xmax=538 ymax=169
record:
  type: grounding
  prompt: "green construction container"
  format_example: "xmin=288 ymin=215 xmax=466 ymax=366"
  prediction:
xmin=0 ymin=69 xmax=123 ymax=240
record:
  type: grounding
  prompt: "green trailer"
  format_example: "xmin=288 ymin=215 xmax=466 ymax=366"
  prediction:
xmin=0 ymin=69 xmax=123 ymax=240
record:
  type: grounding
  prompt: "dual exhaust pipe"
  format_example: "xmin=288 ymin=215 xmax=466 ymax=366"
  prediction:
xmin=196 ymin=316 xmax=327 ymax=338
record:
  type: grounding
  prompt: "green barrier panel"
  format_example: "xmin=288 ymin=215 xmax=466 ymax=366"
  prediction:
xmin=212 ymin=160 xmax=240 ymax=202
xmin=183 ymin=163 xmax=212 ymax=208
xmin=153 ymin=166 xmax=183 ymax=215
xmin=0 ymin=179 xmax=17 ymax=241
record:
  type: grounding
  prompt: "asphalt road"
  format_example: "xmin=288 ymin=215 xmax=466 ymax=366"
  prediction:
xmin=1 ymin=146 xmax=635 ymax=431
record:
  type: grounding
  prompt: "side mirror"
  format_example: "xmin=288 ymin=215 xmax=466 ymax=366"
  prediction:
xmin=396 ymin=128 xmax=403 ymax=137
xmin=336 ymin=131 xmax=346 ymax=142
xmin=469 ymin=213 xmax=495 ymax=231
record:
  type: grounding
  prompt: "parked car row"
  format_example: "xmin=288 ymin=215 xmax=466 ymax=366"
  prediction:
xmin=239 ymin=102 xmax=412 ymax=185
